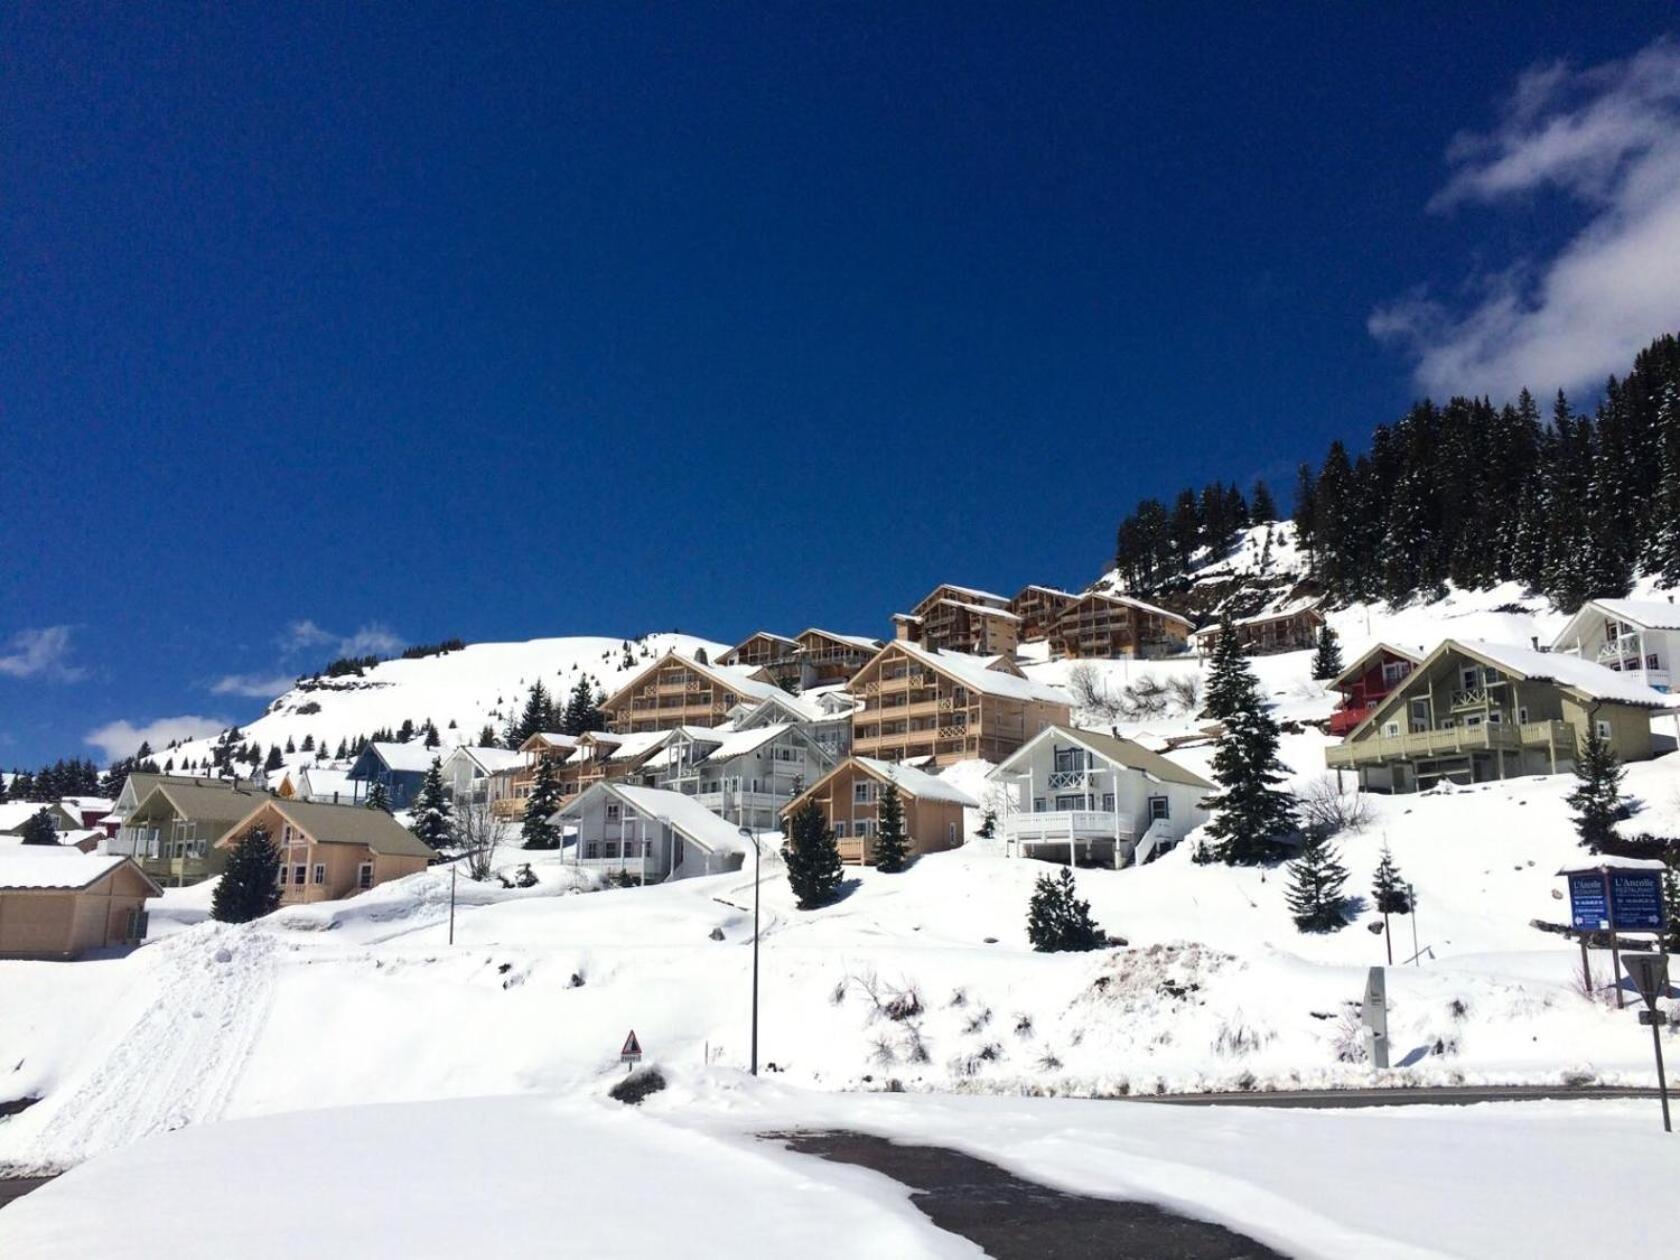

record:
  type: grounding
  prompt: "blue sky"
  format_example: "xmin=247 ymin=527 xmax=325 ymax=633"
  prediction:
xmin=4 ymin=6 xmax=1678 ymax=766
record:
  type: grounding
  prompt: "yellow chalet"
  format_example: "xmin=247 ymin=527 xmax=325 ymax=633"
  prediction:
xmin=215 ymin=797 xmax=434 ymax=904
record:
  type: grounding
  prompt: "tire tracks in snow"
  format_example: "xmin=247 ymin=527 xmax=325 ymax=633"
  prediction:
xmin=29 ymin=932 xmax=280 ymax=1167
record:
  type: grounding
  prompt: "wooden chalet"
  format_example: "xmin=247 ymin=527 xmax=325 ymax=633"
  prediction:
xmin=1192 ymin=605 xmax=1325 ymax=656
xmin=794 ymin=628 xmax=883 ymax=686
xmin=783 ymin=757 xmax=977 ymax=866
xmin=893 ymin=583 xmax=1021 ymax=656
xmin=1327 ymin=643 xmax=1422 ymax=737
xmin=846 ymin=641 xmax=1071 ymax=767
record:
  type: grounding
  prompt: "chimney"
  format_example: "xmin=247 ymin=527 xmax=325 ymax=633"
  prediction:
xmin=1531 ymin=636 xmax=1539 ymax=651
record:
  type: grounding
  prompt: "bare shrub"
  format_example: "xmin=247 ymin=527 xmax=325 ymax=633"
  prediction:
xmin=1212 ymin=1015 xmax=1269 ymax=1057
xmin=1067 ymin=663 xmax=1125 ymax=723
xmin=1298 ymin=776 xmax=1372 ymax=840
xmin=1167 ymin=674 xmax=1201 ymax=713
xmin=901 ymin=1025 xmax=931 ymax=1064
xmin=1036 ymin=1050 xmax=1063 ymax=1071
xmin=1331 ymin=1007 xmax=1367 ymax=1063
xmin=1123 ymin=674 xmax=1171 ymax=719
xmin=869 ymin=1035 xmax=897 ymax=1066
xmin=948 ymin=987 xmax=969 ymax=1008
xmin=963 ymin=1006 xmax=993 ymax=1035
xmin=1013 ymin=1013 xmax=1034 ymax=1038
xmin=453 ymin=798 xmax=510 ymax=882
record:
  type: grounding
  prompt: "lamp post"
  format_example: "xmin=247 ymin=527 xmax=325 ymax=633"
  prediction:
xmin=739 ymin=823 xmax=760 ymax=1076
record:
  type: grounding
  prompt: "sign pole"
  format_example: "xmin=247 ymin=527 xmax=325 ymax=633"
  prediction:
xmin=1603 ymin=868 xmax=1624 ymax=1009
xmin=1652 ymin=1011 xmax=1671 ymax=1134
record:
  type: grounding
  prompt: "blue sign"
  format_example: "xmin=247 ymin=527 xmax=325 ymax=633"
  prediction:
xmin=1568 ymin=870 xmax=1667 ymax=932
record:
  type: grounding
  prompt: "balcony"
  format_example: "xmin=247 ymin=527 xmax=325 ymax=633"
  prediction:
xmin=1004 ymin=811 xmax=1135 ymax=844
xmin=1326 ymin=719 xmax=1573 ymax=768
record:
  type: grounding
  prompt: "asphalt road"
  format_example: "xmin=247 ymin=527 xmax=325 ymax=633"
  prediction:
xmin=0 ymin=1177 xmax=54 ymax=1212
xmin=771 ymin=1130 xmax=1284 ymax=1259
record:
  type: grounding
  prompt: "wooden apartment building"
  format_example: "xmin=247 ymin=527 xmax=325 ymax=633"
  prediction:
xmin=847 ymin=641 xmax=1071 ymax=767
xmin=892 ymin=584 xmax=1021 ymax=656
xmin=1046 ymin=591 xmax=1194 ymax=660
xmin=1009 ymin=585 xmax=1076 ymax=642
xmin=1192 ymin=605 xmax=1325 ymax=656
xmin=599 ymin=652 xmax=782 ymax=733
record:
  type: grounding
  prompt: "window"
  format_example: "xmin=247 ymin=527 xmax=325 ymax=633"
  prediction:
xmin=1486 ymin=711 xmax=1502 ymax=725
xmin=853 ymin=781 xmax=876 ymax=804
xmin=1383 ymin=721 xmax=1400 ymax=737
xmin=1102 ymin=793 xmax=1115 ymax=812
xmin=313 ymin=864 xmax=326 ymax=885
xmin=278 ymin=865 xmax=289 ymax=885
xmin=948 ymin=822 xmax=958 ymax=845
xmin=1053 ymin=746 xmax=1085 ymax=773
xmin=606 ymin=803 xmax=621 ymax=821
xmin=294 ymin=864 xmax=307 ymax=886
xmin=859 ymin=819 xmax=875 ymax=837
xmin=1382 ymin=660 xmax=1412 ymax=686
xmin=1148 ymin=796 xmax=1170 ymax=822
xmin=1464 ymin=715 xmax=1482 ymax=729
xmin=1032 ymin=797 xmax=1046 ymax=813
xmin=834 ymin=821 xmax=847 ymax=838
xmin=1648 ymin=654 xmax=1661 ymax=671
xmin=1461 ymin=667 xmax=1479 ymax=691
xmin=357 ymin=863 xmax=373 ymax=890
xmin=1518 ymin=706 xmax=1529 ymax=722
xmin=1596 ymin=719 xmax=1612 ymax=740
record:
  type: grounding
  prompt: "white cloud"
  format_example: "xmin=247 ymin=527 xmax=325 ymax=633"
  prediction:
xmin=210 ymin=673 xmax=298 ymax=698
xmin=282 ymin=619 xmax=404 ymax=659
xmin=1372 ymin=38 xmax=1680 ymax=398
xmin=0 ymin=625 xmax=86 ymax=682
xmin=85 ymin=715 xmax=228 ymax=762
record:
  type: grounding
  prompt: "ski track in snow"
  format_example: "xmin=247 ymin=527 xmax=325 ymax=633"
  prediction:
xmin=31 ymin=933 xmax=279 ymax=1167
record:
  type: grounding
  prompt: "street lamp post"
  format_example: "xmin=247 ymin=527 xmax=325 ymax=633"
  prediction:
xmin=739 ymin=823 xmax=760 ymax=1075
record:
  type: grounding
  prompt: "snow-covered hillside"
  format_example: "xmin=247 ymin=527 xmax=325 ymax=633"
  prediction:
xmin=145 ymin=633 xmax=731 ymax=769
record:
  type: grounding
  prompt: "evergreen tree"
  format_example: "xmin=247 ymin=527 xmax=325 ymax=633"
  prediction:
xmin=1310 ymin=623 xmax=1344 ymax=681
xmin=977 ymin=807 xmax=997 ymax=840
xmin=1566 ymin=722 xmax=1627 ymax=852
xmin=1201 ymin=615 xmax=1250 ymax=720
xmin=1662 ymin=865 xmax=1680 ymax=955
xmin=423 ymin=720 xmax=440 ymax=749
xmin=335 ymin=738 xmax=350 ymax=760
xmin=0 ymin=772 xmax=8 ymax=803
xmin=693 ymin=647 xmax=709 ymax=666
xmin=9 ymin=770 xmax=33 ymax=801
xmin=1370 ymin=842 xmax=1412 ymax=963
xmin=301 ymin=734 xmax=315 ymax=752
xmin=365 ymin=781 xmax=392 ymax=814
xmin=783 ymin=798 xmax=842 ymax=909
xmin=1202 ymin=653 xmax=1295 ymax=865
xmin=19 ymin=808 xmax=57 ymax=846
xmin=873 ymin=781 xmax=909 ymax=872
xmin=264 ymin=745 xmax=284 ymax=772
xmin=1250 ymin=478 xmax=1277 ymax=523
xmin=1026 ymin=866 xmax=1106 ymax=952
xmin=476 ymin=724 xmax=497 ymax=748
xmin=211 ymin=826 xmax=282 ymax=923
xmin=410 ymin=758 xmax=454 ymax=849
xmin=561 ymin=679 xmax=606 ymax=736
xmin=520 ymin=756 xmax=563 ymax=850
xmin=285 ymin=736 xmax=297 ymax=754
xmin=1286 ymin=831 xmax=1350 ymax=932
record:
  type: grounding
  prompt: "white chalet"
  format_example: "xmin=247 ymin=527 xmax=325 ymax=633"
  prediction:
xmin=438 ymin=746 xmax=525 ymax=804
xmin=1552 ymin=597 xmax=1680 ymax=694
xmin=986 ymin=725 xmax=1212 ymax=868
xmin=551 ymin=783 xmax=750 ymax=883
xmin=655 ymin=722 xmax=839 ymax=831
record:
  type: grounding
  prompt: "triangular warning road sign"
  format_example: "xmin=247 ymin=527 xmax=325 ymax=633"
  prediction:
xmin=621 ymin=1030 xmax=643 ymax=1058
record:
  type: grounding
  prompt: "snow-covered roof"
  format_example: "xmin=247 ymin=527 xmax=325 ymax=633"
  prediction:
xmin=1066 ymin=590 xmax=1193 ymax=628
xmin=297 ymin=767 xmax=360 ymax=801
xmin=924 ymin=582 xmax=1011 ymax=605
xmin=0 ymin=851 xmax=156 ymax=893
xmin=560 ymin=784 xmax=749 ymax=858
xmin=725 ymin=631 xmax=800 ymax=652
xmin=990 ymin=725 xmax=1212 ymax=790
xmin=60 ymin=796 xmax=114 ymax=813
xmin=702 ymin=724 xmax=791 ymax=763
xmin=797 ymin=628 xmax=881 ymax=650
xmin=852 ymin=757 xmax=980 ymax=806
xmin=357 ymin=742 xmax=443 ymax=774
xmin=605 ymin=730 xmax=679 ymax=762
xmin=447 ymin=746 xmax=525 ymax=775
xmin=930 ymin=598 xmax=1022 ymax=622
xmin=882 ymin=642 xmax=1071 ymax=705
xmin=1454 ymin=639 xmax=1678 ymax=708
xmin=1555 ymin=598 xmax=1680 ymax=641
xmin=1192 ymin=602 xmax=1323 ymax=635
xmin=0 ymin=802 xmax=53 ymax=832
xmin=1012 ymin=584 xmax=1070 ymax=600
xmin=1329 ymin=642 xmax=1423 ymax=690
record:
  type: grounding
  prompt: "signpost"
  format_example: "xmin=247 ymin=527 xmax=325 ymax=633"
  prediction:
xmin=620 ymin=1029 xmax=643 ymax=1072
xmin=1560 ymin=862 xmax=1668 ymax=1009
xmin=1362 ymin=966 xmax=1389 ymax=1069
xmin=1621 ymin=952 xmax=1671 ymax=1134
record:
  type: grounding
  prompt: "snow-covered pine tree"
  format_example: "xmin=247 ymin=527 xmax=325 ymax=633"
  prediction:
xmin=1026 ymin=866 xmax=1105 ymax=952
xmin=1202 ymin=659 xmax=1295 ymax=865
xmin=476 ymin=724 xmax=497 ymax=748
xmin=212 ymin=826 xmax=283 ymax=923
xmin=783 ymin=798 xmax=842 ymax=909
xmin=977 ymin=807 xmax=997 ymax=839
xmin=1286 ymin=831 xmax=1350 ymax=932
xmin=1663 ymin=866 xmax=1680 ymax=955
xmin=365 ymin=781 xmax=392 ymax=814
xmin=1566 ymin=722 xmax=1627 ymax=853
xmin=1201 ymin=614 xmax=1250 ymax=721
xmin=873 ymin=780 xmax=908 ymax=873
xmin=19 ymin=808 xmax=57 ymax=846
xmin=1647 ymin=381 xmax=1680 ymax=587
xmin=411 ymin=758 xmax=453 ymax=849
xmin=520 ymin=756 xmax=562 ymax=850
xmin=423 ymin=720 xmax=440 ymax=749
xmin=1310 ymin=623 xmax=1343 ymax=681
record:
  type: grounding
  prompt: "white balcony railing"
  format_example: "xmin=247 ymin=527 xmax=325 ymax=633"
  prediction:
xmin=1004 ymin=811 xmax=1134 ymax=843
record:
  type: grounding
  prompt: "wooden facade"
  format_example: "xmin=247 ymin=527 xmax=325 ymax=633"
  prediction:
xmin=0 ymin=856 xmax=160 ymax=960
xmin=216 ymin=799 xmax=433 ymax=904
xmin=847 ymin=642 xmax=1071 ymax=767
xmin=783 ymin=758 xmax=975 ymax=866
xmin=600 ymin=653 xmax=778 ymax=733
xmin=1328 ymin=644 xmax=1420 ymax=737
xmin=795 ymin=628 xmax=882 ymax=686
xmin=1046 ymin=592 xmax=1193 ymax=660
xmin=894 ymin=584 xmax=1022 ymax=656
xmin=1009 ymin=585 xmax=1076 ymax=643
xmin=1194 ymin=606 xmax=1325 ymax=656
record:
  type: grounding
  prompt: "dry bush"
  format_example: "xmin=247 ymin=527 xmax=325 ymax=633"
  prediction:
xmin=1298 ymin=775 xmax=1373 ymax=840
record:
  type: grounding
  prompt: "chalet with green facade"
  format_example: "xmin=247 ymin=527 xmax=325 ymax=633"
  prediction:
xmin=1326 ymin=638 xmax=1676 ymax=793
xmin=113 ymin=781 xmax=273 ymax=886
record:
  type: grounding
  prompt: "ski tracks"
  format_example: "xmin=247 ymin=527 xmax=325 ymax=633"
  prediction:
xmin=30 ymin=931 xmax=280 ymax=1167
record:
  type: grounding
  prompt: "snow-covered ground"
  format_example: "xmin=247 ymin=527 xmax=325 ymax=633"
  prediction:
xmin=2 ymin=1073 xmax=1673 ymax=1260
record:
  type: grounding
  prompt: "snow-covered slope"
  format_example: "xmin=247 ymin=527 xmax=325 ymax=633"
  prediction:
xmin=145 ymin=633 xmax=731 ymax=768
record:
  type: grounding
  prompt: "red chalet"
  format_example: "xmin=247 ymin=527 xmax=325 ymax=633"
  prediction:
xmin=1327 ymin=643 xmax=1422 ymax=737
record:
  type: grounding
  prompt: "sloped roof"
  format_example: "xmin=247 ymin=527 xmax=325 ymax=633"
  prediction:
xmin=853 ymin=757 xmax=980 ymax=806
xmin=557 ymin=783 xmax=750 ymax=857
xmin=355 ymin=742 xmax=443 ymax=775
xmin=797 ymin=628 xmax=881 ymax=650
xmin=1454 ymin=639 xmax=1677 ymax=708
xmin=0 ymin=851 xmax=161 ymax=894
xmin=994 ymin=725 xmax=1212 ymax=790
xmin=874 ymin=641 xmax=1071 ymax=705
xmin=1060 ymin=590 xmax=1193 ymax=629
xmin=446 ymin=747 xmax=525 ymax=775
xmin=1555 ymin=598 xmax=1680 ymax=642
xmin=0 ymin=802 xmax=55 ymax=832
xmin=725 ymin=631 xmax=800 ymax=653
xmin=130 ymin=782 xmax=271 ymax=830
xmin=930 ymin=597 xmax=1022 ymax=621
xmin=600 ymin=652 xmax=783 ymax=712
xmin=222 ymin=798 xmax=436 ymax=859
xmin=1329 ymin=642 xmax=1424 ymax=691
